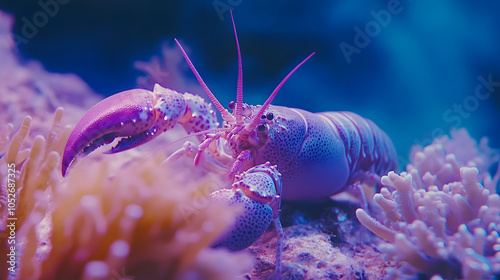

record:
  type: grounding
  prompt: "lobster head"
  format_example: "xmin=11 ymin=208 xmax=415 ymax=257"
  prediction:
xmin=158 ymin=11 xmax=314 ymax=160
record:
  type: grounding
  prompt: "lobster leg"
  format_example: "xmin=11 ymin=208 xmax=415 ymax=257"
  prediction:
xmin=346 ymin=183 xmax=369 ymax=212
xmin=229 ymin=150 xmax=252 ymax=179
xmin=161 ymin=141 xmax=230 ymax=175
xmin=210 ymin=162 xmax=283 ymax=277
xmin=62 ymin=84 xmax=219 ymax=176
xmin=162 ymin=141 xmax=200 ymax=165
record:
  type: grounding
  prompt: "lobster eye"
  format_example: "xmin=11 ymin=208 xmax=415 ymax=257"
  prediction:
xmin=228 ymin=101 xmax=235 ymax=111
xmin=266 ymin=113 xmax=274 ymax=120
xmin=261 ymin=114 xmax=266 ymax=119
xmin=258 ymin=124 xmax=266 ymax=132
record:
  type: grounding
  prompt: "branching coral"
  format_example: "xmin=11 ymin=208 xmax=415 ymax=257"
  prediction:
xmin=0 ymin=108 xmax=254 ymax=280
xmin=134 ymin=41 xmax=211 ymax=101
xmin=356 ymin=129 xmax=500 ymax=279
xmin=135 ymin=42 xmax=189 ymax=92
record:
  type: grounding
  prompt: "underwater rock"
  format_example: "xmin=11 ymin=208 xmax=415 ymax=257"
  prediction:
xmin=248 ymin=199 xmax=395 ymax=279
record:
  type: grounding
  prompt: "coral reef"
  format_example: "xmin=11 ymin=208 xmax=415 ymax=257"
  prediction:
xmin=357 ymin=129 xmax=500 ymax=279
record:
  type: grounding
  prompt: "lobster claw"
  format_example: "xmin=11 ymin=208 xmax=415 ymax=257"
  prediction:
xmin=62 ymin=85 xmax=188 ymax=176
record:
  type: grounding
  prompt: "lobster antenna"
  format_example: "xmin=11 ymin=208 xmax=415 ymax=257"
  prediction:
xmin=244 ymin=52 xmax=315 ymax=134
xmin=231 ymin=11 xmax=244 ymax=125
xmin=175 ymin=39 xmax=235 ymax=123
xmin=164 ymin=127 xmax=231 ymax=149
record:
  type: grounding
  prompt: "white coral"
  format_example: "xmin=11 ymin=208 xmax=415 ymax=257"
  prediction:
xmin=356 ymin=128 xmax=500 ymax=279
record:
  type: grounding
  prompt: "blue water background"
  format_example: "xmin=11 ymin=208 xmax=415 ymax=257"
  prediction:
xmin=2 ymin=0 xmax=499 ymax=164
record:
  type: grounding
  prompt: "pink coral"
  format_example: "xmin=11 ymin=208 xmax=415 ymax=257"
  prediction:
xmin=357 ymin=129 xmax=500 ymax=279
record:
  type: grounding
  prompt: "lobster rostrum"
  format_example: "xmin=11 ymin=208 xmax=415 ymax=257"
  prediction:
xmin=62 ymin=13 xmax=397 ymax=277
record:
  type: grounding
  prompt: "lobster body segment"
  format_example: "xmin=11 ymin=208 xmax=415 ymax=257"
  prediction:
xmin=320 ymin=111 xmax=398 ymax=178
xmin=248 ymin=106 xmax=351 ymax=200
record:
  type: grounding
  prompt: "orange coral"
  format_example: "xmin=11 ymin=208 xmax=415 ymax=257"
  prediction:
xmin=0 ymin=109 xmax=254 ymax=280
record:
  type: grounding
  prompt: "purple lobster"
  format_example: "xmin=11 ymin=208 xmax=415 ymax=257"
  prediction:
xmin=62 ymin=13 xmax=397 ymax=278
